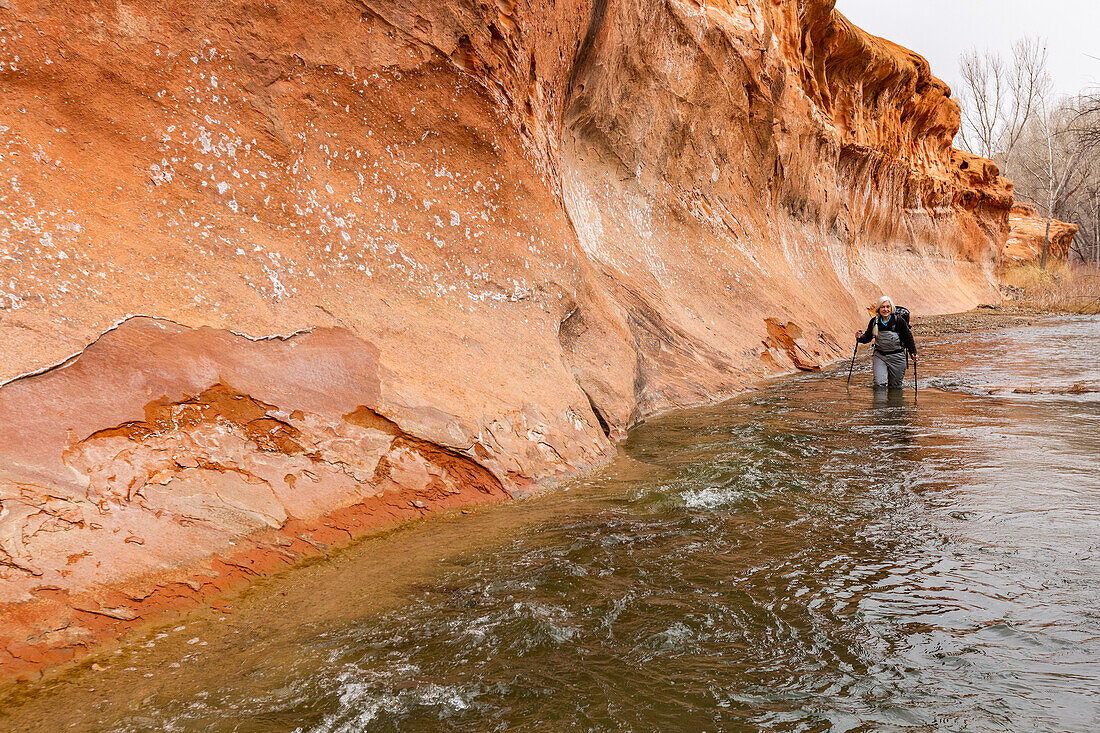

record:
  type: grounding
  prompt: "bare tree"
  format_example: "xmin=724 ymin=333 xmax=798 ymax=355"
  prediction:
xmin=1066 ymin=146 xmax=1100 ymax=266
xmin=1077 ymin=94 xmax=1100 ymax=264
xmin=957 ymin=38 xmax=1050 ymax=172
xmin=957 ymin=50 xmax=1005 ymax=159
xmin=1014 ymin=96 xmax=1090 ymax=268
xmin=1078 ymin=93 xmax=1100 ymax=150
xmin=1068 ymin=186 xmax=1099 ymax=265
xmin=957 ymin=41 xmax=1100 ymax=269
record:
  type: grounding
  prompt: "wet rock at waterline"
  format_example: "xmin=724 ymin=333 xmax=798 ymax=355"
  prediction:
xmin=3 ymin=318 xmax=1097 ymax=731
xmin=1 ymin=0 xmax=1012 ymax=679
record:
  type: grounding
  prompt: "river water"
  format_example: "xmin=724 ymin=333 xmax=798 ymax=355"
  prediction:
xmin=3 ymin=316 xmax=1099 ymax=732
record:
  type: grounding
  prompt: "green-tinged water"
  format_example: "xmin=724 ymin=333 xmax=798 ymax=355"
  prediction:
xmin=4 ymin=316 xmax=1099 ymax=732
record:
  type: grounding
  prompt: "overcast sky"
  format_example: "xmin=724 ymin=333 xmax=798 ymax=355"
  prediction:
xmin=837 ymin=0 xmax=1100 ymax=99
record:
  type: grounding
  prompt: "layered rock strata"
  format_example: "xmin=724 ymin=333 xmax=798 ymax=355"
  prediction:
xmin=0 ymin=0 xmax=1012 ymax=679
xmin=1004 ymin=203 xmax=1078 ymax=264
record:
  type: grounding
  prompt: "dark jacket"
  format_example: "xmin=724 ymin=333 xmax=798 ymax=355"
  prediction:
xmin=858 ymin=314 xmax=916 ymax=355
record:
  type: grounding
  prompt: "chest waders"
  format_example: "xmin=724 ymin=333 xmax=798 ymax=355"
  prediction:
xmin=872 ymin=321 xmax=908 ymax=388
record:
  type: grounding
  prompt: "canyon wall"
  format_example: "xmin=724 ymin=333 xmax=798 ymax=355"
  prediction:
xmin=0 ymin=0 xmax=1011 ymax=678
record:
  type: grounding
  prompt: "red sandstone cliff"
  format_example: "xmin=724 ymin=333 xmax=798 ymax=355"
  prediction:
xmin=1004 ymin=203 xmax=1078 ymax=264
xmin=0 ymin=0 xmax=1012 ymax=679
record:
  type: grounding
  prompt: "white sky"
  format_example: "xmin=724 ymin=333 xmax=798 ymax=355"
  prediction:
xmin=837 ymin=0 xmax=1100 ymax=100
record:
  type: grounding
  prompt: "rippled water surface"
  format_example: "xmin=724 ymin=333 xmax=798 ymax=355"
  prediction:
xmin=4 ymin=316 xmax=1099 ymax=732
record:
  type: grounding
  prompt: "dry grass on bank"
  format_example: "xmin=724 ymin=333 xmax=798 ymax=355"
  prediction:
xmin=1000 ymin=262 xmax=1100 ymax=314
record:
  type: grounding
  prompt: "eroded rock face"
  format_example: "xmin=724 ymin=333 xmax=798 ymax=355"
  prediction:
xmin=0 ymin=318 xmax=515 ymax=677
xmin=0 ymin=0 xmax=1012 ymax=676
xmin=1004 ymin=203 xmax=1079 ymax=264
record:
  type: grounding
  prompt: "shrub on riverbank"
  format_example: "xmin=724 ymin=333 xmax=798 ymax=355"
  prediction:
xmin=1001 ymin=263 xmax=1100 ymax=314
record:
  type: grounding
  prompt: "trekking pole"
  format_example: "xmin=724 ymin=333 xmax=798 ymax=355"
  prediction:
xmin=913 ymin=354 xmax=918 ymax=401
xmin=846 ymin=340 xmax=858 ymax=386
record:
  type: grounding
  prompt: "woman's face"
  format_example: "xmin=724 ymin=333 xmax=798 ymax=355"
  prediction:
xmin=879 ymin=302 xmax=892 ymax=317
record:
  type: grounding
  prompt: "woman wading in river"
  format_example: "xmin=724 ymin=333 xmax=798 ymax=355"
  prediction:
xmin=856 ymin=296 xmax=917 ymax=388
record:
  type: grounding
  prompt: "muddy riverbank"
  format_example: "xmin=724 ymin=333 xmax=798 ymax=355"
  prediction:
xmin=914 ymin=305 xmax=1051 ymax=337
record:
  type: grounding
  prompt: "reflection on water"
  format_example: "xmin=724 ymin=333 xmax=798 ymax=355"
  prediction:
xmin=3 ymin=317 xmax=1099 ymax=732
